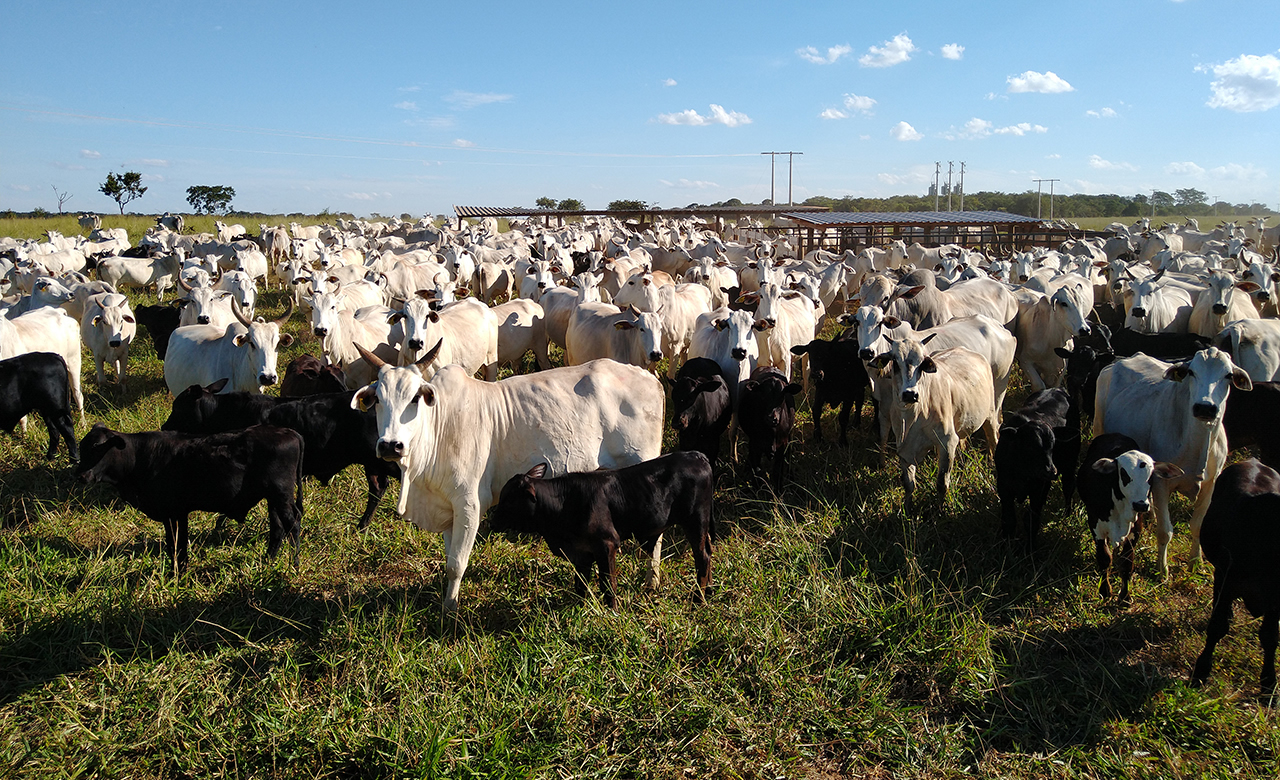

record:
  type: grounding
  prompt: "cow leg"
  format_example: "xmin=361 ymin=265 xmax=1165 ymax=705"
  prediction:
xmin=441 ymin=498 xmax=482 ymax=615
xmin=811 ymin=394 xmax=825 ymax=443
xmin=900 ymin=459 xmax=918 ymax=516
xmin=772 ymin=446 xmax=787 ymax=493
xmin=1018 ymin=357 xmax=1048 ymax=393
xmin=1026 ymin=479 xmax=1051 ymax=554
xmin=161 ymin=517 xmax=178 ymax=575
xmin=935 ymin=435 xmax=959 ymax=511
xmin=357 ymin=469 xmax=389 ymax=530
xmin=836 ymin=397 xmax=852 ymax=445
xmin=95 ymin=357 xmax=107 ymax=388
xmin=642 ymin=533 xmax=664 ymax=589
xmin=1191 ymin=576 xmax=1233 ymax=687
xmin=1117 ymin=527 xmax=1139 ymax=608
xmin=1150 ymin=480 xmax=1175 ymax=580
xmin=1187 ymin=477 xmax=1217 ymax=566
xmin=687 ymin=524 xmax=712 ymax=601
xmin=1261 ymin=609 xmax=1279 ymax=695
xmin=483 ymin=362 xmax=497 ymax=382
xmin=1094 ymin=538 xmax=1113 ymax=600
xmin=597 ymin=541 xmax=618 ymax=608
xmin=41 ymin=413 xmax=63 ymax=460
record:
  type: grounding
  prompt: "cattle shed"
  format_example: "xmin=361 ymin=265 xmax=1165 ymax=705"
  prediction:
xmin=453 ymin=204 xmax=829 ymax=233
xmin=779 ymin=210 xmax=1106 ymax=256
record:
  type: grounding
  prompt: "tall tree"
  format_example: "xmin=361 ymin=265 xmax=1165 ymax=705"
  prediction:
xmin=556 ymin=198 xmax=584 ymax=211
xmin=1174 ymin=187 xmax=1208 ymax=210
xmin=50 ymin=185 xmax=73 ymax=214
xmin=607 ymin=199 xmax=650 ymax=211
xmin=186 ymin=184 xmax=236 ymax=214
xmin=534 ymin=197 xmax=557 ymax=209
xmin=99 ymin=171 xmax=146 ymax=214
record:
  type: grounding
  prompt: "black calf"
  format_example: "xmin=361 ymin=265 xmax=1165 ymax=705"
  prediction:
xmin=670 ymin=357 xmax=732 ymax=470
xmin=737 ymin=366 xmax=800 ymax=491
xmin=790 ymin=334 xmax=869 ymax=445
xmin=0 ymin=352 xmax=78 ymax=461
xmin=995 ymin=388 xmax=1076 ymax=551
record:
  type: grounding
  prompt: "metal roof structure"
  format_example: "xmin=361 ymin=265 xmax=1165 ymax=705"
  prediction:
xmin=454 ymin=204 xmax=828 ymax=220
xmin=779 ymin=210 xmax=1044 ymax=227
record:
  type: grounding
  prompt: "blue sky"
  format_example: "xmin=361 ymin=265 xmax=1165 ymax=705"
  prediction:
xmin=2 ymin=0 xmax=1277 ymax=217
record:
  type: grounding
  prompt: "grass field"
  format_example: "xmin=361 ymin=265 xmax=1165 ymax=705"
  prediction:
xmin=2 ymin=220 xmax=1278 ymax=777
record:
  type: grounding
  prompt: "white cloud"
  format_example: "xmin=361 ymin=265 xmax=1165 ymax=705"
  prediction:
xmin=890 ymin=121 xmax=923 ymax=141
xmin=860 ymin=34 xmax=916 ymax=68
xmin=1006 ymin=70 xmax=1074 ymax=93
xmin=877 ymin=173 xmax=908 ymax=185
xmin=79 ymin=149 xmax=101 ymax=159
xmin=843 ymin=93 xmax=877 ymax=114
xmin=141 ymin=174 xmax=165 ymax=182
xmin=9 ymin=184 xmax=31 ymax=192
xmin=984 ymin=92 xmax=997 ymax=100
xmin=1166 ymin=161 xmax=1205 ymax=176
xmin=444 ymin=91 xmax=513 ymax=109
xmin=398 ymin=85 xmax=421 ymax=93
xmin=958 ymin=117 xmax=993 ymax=138
xmin=819 ymin=108 xmax=847 ymax=120
xmin=940 ymin=43 xmax=965 ymax=60
xmin=1085 ymin=107 xmax=1118 ymax=118
xmin=1209 ymin=162 xmax=1267 ymax=181
xmin=1046 ymin=153 xmax=1061 ymax=159
xmin=345 ymin=192 xmax=378 ymax=201
xmin=406 ymin=116 xmax=455 ymax=129
xmin=133 ymin=158 xmax=169 ymax=167
xmin=655 ymin=104 xmax=751 ymax=127
xmin=394 ymin=101 xmax=418 ymax=111
xmin=659 ymin=178 xmax=720 ymax=190
xmin=1088 ymin=154 xmax=1136 ymax=171
xmin=797 ymin=44 xmax=852 ymax=64
xmin=859 ymin=134 xmax=871 ymax=140
xmin=663 ymin=78 xmax=677 ymax=87
xmin=1198 ymin=52 xmax=1280 ymax=112
xmin=993 ymin=122 xmax=1047 ymax=136
xmin=453 ymin=139 xmax=475 ymax=148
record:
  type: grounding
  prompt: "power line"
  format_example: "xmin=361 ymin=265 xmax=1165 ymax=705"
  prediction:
xmin=1032 ymin=178 xmax=1060 ymax=220
xmin=761 ymin=152 xmax=803 ymax=206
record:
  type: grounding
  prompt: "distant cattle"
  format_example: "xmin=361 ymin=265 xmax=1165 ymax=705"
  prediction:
xmin=75 ymin=423 xmax=304 ymax=572
xmin=489 ymin=452 xmax=714 ymax=607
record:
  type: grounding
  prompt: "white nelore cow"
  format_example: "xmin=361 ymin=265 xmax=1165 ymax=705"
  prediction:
xmin=565 ymin=303 xmax=664 ymax=372
xmin=0 ymin=306 xmax=84 ymax=419
xmin=97 ymin=254 xmax=181 ymax=300
xmin=490 ymin=298 xmax=552 ymax=371
xmin=1013 ymin=277 xmax=1095 ymax=391
xmin=391 ymin=296 xmax=499 ymax=380
xmin=612 ymin=271 xmax=713 ymax=379
xmin=1213 ymin=319 xmax=1280 ymax=382
xmin=351 ymin=344 xmax=664 ymax=615
xmin=164 ymin=300 xmax=295 ymax=395
xmin=1093 ymin=347 xmax=1253 ymax=577
xmin=1188 ymin=269 xmax=1260 ymax=339
xmin=80 ymin=293 xmax=136 ymax=388
xmin=872 ymin=336 xmax=999 ymax=515
xmin=308 ymin=292 xmax=403 ymax=388
xmin=742 ymin=281 xmax=816 ymax=392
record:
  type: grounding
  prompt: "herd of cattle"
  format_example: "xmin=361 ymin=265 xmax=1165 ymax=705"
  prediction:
xmin=3 ymin=211 xmax=1280 ymax=693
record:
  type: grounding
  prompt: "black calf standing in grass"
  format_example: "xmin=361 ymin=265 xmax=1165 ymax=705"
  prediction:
xmin=1191 ymin=459 xmax=1280 ymax=694
xmin=670 ymin=357 xmax=733 ymax=471
xmin=489 ymin=452 xmax=714 ymax=608
xmin=737 ymin=366 xmax=800 ymax=491
xmin=994 ymin=388 xmax=1079 ymax=551
xmin=789 ymin=334 xmax=869 ymax=445
xmin=0 ymin=352 xmax=79 ymax=461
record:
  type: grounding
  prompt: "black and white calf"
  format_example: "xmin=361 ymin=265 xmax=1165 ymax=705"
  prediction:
xmin=1075 ymin=433 xmax=1182 ymax=606
xmin=0 ymin=352 xmax=78 ymax=461
xmin=1191 ymin=459 xmax=1280 ymax=694
xmin=74 ymin=424 xmax=305 ymax=572
xmin=489 ymin=451 xmax=714 ymax=607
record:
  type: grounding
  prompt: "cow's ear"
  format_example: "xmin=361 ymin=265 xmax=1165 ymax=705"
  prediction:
xmin=1091 ymin=457 xmax=1118 ymax=475
xmin=428 ymin=311 xmax=440 ymax=323
xmin=883 ymin=315 xmax=901 ymax=328
xmin=899 ymin=285 xmax=925 ymax=300
xmin=790 ymin=344 xmax=810 ymax=356
xmin=279 ymin=333 xmax=294 ymax=347
xmin=109 ymin=435 xmax=127 ymax=450
xmin=123 ymin=315 xmax=135 ymax=324
xmin=614 ymin=320 xmax=637 ymax=330
xmin=418 ymin=384 xmax=436 ymax=406
xmin=353 ymin=384 xmax=377 ymax=411
xmin=1153 ymin=462 xmax=1185 ymax=480
xmin=1098 ymin=351 xmax=1116 ymax=367
xmin=92 ymin=315 xmax=102 ymax=327
xmin=1164 ymin=363 xmax=1190 ymax=382
xmin=387 ymin=311 xmax=405 ymax=325
xmin=872 ymin=353 xmax=894 ymax=369
xmin=712 ymin=318 xmax=728 ymax=331
xmin=919 ymin=357 xmax=938 ymax=373
xmin=1054 ymin=347 xmax=1073 ymax=360
xmin=207 ymin=378 xmax=230 ymax=393
xmin=526 ymin=463 xmax=548 ymax=480
xmin=455 ymin=287 xmax=470 ymax=298
xmin=1237 ymin=281 xmax=1262 ymax=293
xmin=784 ymin=383 xmax=802 ymax=396
xmin=1232 ymin=367 xmax=1254 ymax=391
xmin=234 ymin=334 xmax=249 ymax=347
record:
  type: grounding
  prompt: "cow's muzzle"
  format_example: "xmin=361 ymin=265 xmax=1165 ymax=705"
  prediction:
xmin=901 ymin=390 xmax=919 ymax=404
xmin=376 ymin=439 xmax=404 ymax=460
xmin=259 ymin=373 xmax=277 ymax=386
xmin=731 ymin=347 xmax=747 ymax=361
xmin=1192 ymin=403 xmax=1219 ymax=421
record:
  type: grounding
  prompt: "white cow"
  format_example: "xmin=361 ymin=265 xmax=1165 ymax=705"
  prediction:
xmin=1093 ymin=347 xmax=1253 ymax=576
xmin=872 ymin=336 xmax=999 ymax=515
xmin=565 ymin=303 xmax=664 ymax=372
xmin=742 ymin=282 xmax=816 ymax=392
xmin=310 ymin=293 xmax=404 ymax=388
xmin=490 ymin=298 xmax=552 ymax=371
xmin=0 ymin=306 xmax=84 ymax=419
xmin=1188 ymin=269 xmax=1260 ymax=339
xmin=1122 ymin=271 xmax=1195 ymax=334
xmin=1214 ymin=319 xmax=1280 ymax=382
xmin=612 ymin=271 xmax=713 ymax=379
xmin=97 ymin=254 xmax=181 ymax=300
xmin=351 ymin=346 xmax=664 ymax=614
xmin=164 ymin=300 xmax=295 ymax=395
xmin=541 ymin=273 xmax=603 ymax=350
xmin=81 ymin=293 xmax=136 ymax=387
xmin=391 ymin=297 xmax=499 ymax=381
xmin=1013 ymin=278 xmax=1095 ymax=391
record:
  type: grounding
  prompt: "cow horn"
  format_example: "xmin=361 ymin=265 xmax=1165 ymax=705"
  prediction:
xmin=354 ymin=342 xmax=387 ymax=369
xmin=413 ymin=339 xmax=444 ymax=368
xmin=177 ymin=274 xmax=193 ymax=292
xmin=231 ymin=297 xmax=253 ymax=327
xmin=272 ymin=297 xmax=295 ymax=327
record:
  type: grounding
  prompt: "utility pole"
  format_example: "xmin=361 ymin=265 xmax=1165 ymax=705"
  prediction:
xmin=934 ymin=162 xmax=941 ymax=211
xmin=946 ymin=162 xmax=954 ymax=211
xmin=958 ymin=162 xmax=966 ymax=211
xmin=761 ymin=152 xmax=803 ymax=206
xmin=1032 ymin=178 xmax=1059 ymax=220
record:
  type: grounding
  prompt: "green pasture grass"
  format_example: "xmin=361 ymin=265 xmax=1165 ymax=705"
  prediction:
xmin=2 ymin=289 xmax=1279 ymax=775
xmin=0 ymin=214 xmax=345 ymax=243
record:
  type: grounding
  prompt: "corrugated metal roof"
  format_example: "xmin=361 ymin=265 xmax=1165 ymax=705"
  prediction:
xmin=780 ymin=210 xmax=1045 ymax=226
xmin=454 ymin=204 xmax=829 ymax=219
